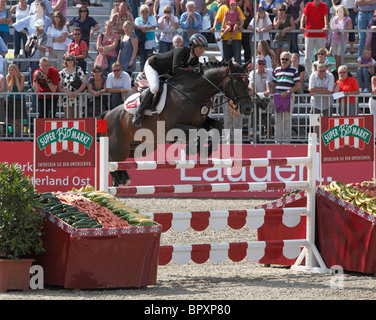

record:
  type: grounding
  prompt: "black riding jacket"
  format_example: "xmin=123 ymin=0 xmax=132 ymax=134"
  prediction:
xmin=148 ymin=46 xmax=201 ymax=76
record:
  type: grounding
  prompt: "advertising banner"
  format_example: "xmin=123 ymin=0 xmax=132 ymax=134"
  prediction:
xmin=321 ymin=115 xmax=374 ymax=164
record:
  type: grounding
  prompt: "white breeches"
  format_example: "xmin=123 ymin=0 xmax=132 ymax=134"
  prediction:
xmin=144 ymin=60 xmax=160 ymax=94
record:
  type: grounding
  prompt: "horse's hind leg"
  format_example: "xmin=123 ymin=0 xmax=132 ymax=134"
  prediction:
xmin=110 ymin=170 xmax=131 ymax=187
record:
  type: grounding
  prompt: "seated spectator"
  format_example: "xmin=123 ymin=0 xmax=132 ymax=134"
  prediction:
xmin=58 ymin=53 xmax=87 ymax=118
xmin=97 ymin=20 xmax=120 ymax=77
xmin=66 ymin=6 xmax=101 ymax=48
xmin=68 ymin=27 xmax=88 ymax=74
xmin=256 ymin=39 xmax=275 ymax=71
xmin=135 ymin=4 xmax=157 ymax=71
xmin=308 ymin=63 xmax=335 ymax=116
xmin=248 ymin=7 xmax=273 ymax=46
xmin=272 ymin=51 xmax=300 ymax=144
xmin=106 ymin=62 xmax=132 ymax=109
xmin=158 ymin=5 xmax=179 ymax=53
xmin=47 ymin=11 xmax=68 ymax=71
xmin=118 ymin=21 xmax=138 ymax=77
xmin=32 ymin=57 xmax=59 ymax=118
xmin=180 ymin=1 xmax=202 ymax=46
xmin=6 ymin=64 xmax=26 ymax=137
xmin=333 ymin=65 xmax=359 ymax=115
xmin=111 ymin=2 xmax=135 ymax=37
xmin=87 ymin=65 xmax=108 ymax=117
xmin=369 ymin=75 xmax=376 ymax=136
xmin=172 ymin=34 xmax=184 ymax=47
xmin=312 ymin=48 xmax=333 ymax=73
xmin=356 ymin=46 xmax=376 ymax=93
xmin=273 ymin=3 xmax=295 ymax=66
xmin=329 ymin=5 xmax=352 ymax=70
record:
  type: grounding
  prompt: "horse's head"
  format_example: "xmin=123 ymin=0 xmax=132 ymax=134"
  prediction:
xmin=223 ymin=60 xmax=252 ymax=116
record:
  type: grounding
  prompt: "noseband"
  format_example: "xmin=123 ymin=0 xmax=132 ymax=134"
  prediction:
xmin=223 ymin=65 xmax=251 ymax=110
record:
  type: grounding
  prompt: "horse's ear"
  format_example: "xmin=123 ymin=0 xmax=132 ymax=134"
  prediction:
xmin=242 ymin=59 xmax=252 ymax=71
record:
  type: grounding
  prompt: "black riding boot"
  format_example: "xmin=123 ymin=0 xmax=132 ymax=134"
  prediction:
xmin=132 ymin=89 xmax=154 ymax=128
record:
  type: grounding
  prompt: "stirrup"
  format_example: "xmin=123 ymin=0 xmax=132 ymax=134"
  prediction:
xmin=132 ymin=113 xmax=143 ymax=128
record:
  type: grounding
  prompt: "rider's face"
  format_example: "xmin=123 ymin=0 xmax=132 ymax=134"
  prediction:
xmin=193 ymin=46 xmax=205 ymax=57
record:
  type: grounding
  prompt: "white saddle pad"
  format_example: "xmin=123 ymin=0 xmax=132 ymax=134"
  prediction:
xmin=124 ymin=83 xmax=168 ymax=116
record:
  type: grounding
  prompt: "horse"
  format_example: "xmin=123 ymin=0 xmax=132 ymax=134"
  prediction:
xmin=99 ymin=59 xmax=253 ymax=186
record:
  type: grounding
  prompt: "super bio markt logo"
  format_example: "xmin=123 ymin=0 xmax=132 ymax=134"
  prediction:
xmin=322 ymin=117 xmax=371 ymax=151
xmin=37 ymin=120 xmax=93 ymax=156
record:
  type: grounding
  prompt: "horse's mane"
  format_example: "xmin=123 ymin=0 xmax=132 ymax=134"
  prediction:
xmin=201 ymin=60 xmax=246 ymax=75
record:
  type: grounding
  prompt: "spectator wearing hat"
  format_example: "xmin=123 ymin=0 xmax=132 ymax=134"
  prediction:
xmin=249 ymin=57 xmax=273 ymax=137
xmin=217 ymin=0 xmax=242 ymax=45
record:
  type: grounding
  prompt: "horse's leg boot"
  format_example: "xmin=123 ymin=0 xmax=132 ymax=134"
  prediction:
xmin=132 ymin=89 xmax=154 ymax=128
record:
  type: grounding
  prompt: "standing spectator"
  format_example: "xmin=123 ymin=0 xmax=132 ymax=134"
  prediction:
xmin=29 ymin=0 xmax=54 ymax=18
xmin=47 ymin=11 xmax=68 ymax=71
xmin=172 ymin=34 xmax=183 ymax=47
xmin=87 ymin=65 xmax=108 ymax=117
xmin=249 ymin=57 xmax=273 ymax=137
xmin=68 ymin=27 xmax=88 ymax=74
xmin=211 ymin=0 xmax=245 ymax=63
xmin=58 ymin=53 xmax=87 ymax=118
xmin=118 ymin=21 xmax=138 ymax=76
xmin=272 ymin=51 xmax=300 ymax=143
xmin=111 ymin=2 xmax=135 ymax=37
xmin=259 ymin=0 xmax=283 ymax=22
xmin=158 ymin=5 xmax=179 ymax=53
xmin=154 ymin=0 xmax=180 ymax=19
xmin=300 ymin=0 xmax=329 ymax=77
xmin=0 ymin=72 xmax=5 ymax=137
xmin=97 ymin=20 xmax=120 ymax=77
xmin=51 ymin=0 xmax=67 ymax=18
xmin=308 ymin=63 xmax=334 ymax=116
xmin=66 ymin=6 xmax=101 ymax=48
xmin=6 ymin=64 xmax=26 ymax=137
xmin=13 ymin=2 xmax=52 ymax=39
xmin=291 ymin=52 xmax=306 ymax=96
xmin=333 ymin=64 xmax=360 ymax=115
xmin=285 ymin=0 xmax=304 ymax=54
xmin=369 ymin=75 xmax=376 ymax=136
xmin=237 ymin=0 xmax=253 ymax=63
xmin=25 ymin=19 xmax=49 ymax=112
xmin=248 ymin=7 xmax=273 ymax=45
xmin=10 ymin=0 xmax=30 ymax=57
xmin=273 ymin=3 xmax=295 ymax=66
xmin=135 ymin=4 xmax=157 ymax=70
xmin=256 ymin=39 xmax=275 ymax=71
xmin=218 ymin=0 xmax=242 ymax=45
xmin=335 ymin=0 xmax=358 ymax=54
xmin=0 ymin=0 xmax=12 ymax=44
xmin=366 ymin=9 xmax=376 ymax=61
xmin=329 ymin=5 xmax=352 ymax=70
xmin=180 ymin=1 xmax=202 ymax=46
xmin=355 ymin=0 xmax=376 ymax=58
xmin=356 ymin=46 xmax=376 ymax=93
xmin=106 ymin=62 xmax=132 ymax=109
xmin=32 ymin=57 xmax=59 ymax=118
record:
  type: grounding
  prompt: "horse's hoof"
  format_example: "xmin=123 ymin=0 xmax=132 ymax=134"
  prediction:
xmin=125 ymin=179 xmax=131 ymax=186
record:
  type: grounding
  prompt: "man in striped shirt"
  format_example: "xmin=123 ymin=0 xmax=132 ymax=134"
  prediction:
xmin=272 ymin=51 xmax=300 ymax=143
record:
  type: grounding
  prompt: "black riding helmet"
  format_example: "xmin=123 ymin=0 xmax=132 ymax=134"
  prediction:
xmin=189 ymin=33 xmax=208 ymax=48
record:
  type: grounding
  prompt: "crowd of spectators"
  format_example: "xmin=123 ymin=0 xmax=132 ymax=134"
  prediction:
xmin=1 ymin=0 xmax=376 ymax=142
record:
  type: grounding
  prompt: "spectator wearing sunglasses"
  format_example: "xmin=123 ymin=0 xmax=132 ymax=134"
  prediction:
xmin=272 ymin=51 xmax=300 ymax=144
xmin=158 ymin=5 xmax=179 ymax=53
xmin=66 ymin=6 xmax=100 ymax=47
xmin=334 ymin=65 xmax=360 ymax=115
xmin=106 ymin=62 xmax=132 ymax=109
xmin=68 ymin=27 xmax=88 ymax=74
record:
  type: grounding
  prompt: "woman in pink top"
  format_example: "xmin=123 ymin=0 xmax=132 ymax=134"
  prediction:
xmin=96 ymin=20 xmax=119 ymax=76
xmin=329 ymin=5 xmax=352 ymax=70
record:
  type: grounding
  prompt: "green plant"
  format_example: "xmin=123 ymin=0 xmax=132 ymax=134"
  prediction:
xmin=0 ymin=162 xmax=44 ymax=260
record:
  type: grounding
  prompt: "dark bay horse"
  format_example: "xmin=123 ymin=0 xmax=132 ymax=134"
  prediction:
xmin=99 ymin=60 xmax=253 ymax=186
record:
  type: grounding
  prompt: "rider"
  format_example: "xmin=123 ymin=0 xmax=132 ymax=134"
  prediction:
xmin=132 ymin=33 xmax=208 ymax=128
